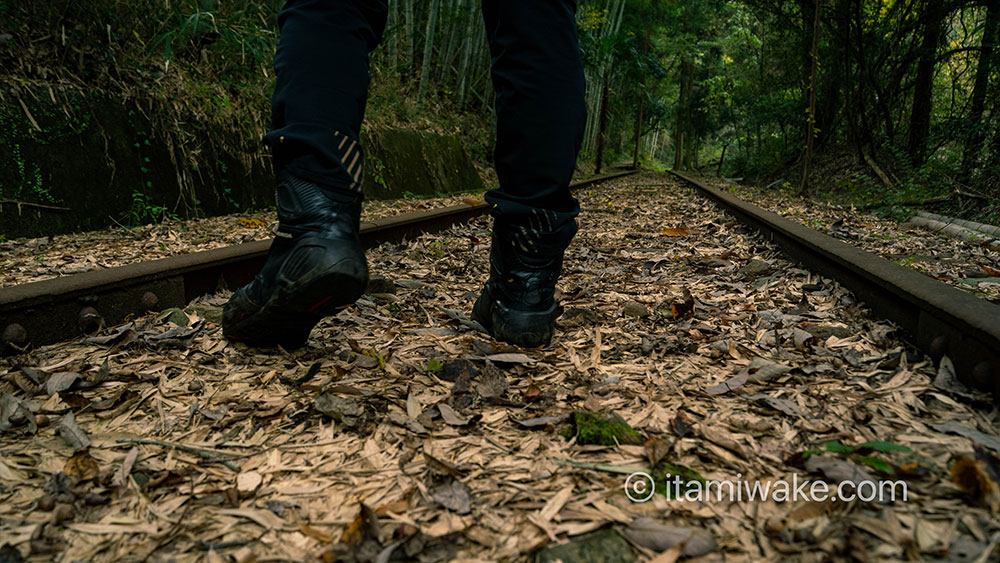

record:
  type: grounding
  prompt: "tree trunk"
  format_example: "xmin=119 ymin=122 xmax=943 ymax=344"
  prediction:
xmin=595 ymin=75 xmax=611 ymax=174
xmin=799 ymin=0 xmax=815 ymax=79
xmin=962 ymin=0 xmax=1000 ymax=179
xmin=456 ymin=0 xmax=477 ymax=108
xmin=439 ymin=0 xmax=456 ymax=87
xmin=800 ymin=0 xmax=822 ymax=193
xmin=841 ymin=0 xmax=859 ymax=153
xmin=404 ymin=0 xmax=415 ymax=75
xmin=717 ymin=141 xmax=729 ymax=177
xmin=632 ymin=96 xmax=645 ymax=169
xmin=632 ymin=0 xmax=654 ymax=170
xmin=908 ymin=1 xmax=944 ymax=165
xmin=387 ymin=0 xmax=398 ymax=75
xmin=417 ymin=0 xmax=439 ymax=105
xmin=674 ymin=133 xmax=686 ymax=169
xmin=816 ymin=0 xmax=846 ymax=147
xmin=673 ymin=57 xmax=693 ymax=169
xmin=851 ymin=0 xmax=874 ymax=154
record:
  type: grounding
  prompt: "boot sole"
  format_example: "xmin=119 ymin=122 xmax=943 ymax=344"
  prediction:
xmin=224 ymin=268 xmax=367 ymax=349
xmin=473 ymin=296 xmax=559 ymax=348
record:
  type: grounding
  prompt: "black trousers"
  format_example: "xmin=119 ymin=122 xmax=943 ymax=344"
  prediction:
xmin=263 ymin=0 xmax=586 ymax=247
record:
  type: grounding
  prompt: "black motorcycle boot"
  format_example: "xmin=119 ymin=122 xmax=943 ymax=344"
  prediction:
xmin=223 ymin=173 xmax=368 ymax=348
xmin=472 ymin=218 xmax=576 ymax=348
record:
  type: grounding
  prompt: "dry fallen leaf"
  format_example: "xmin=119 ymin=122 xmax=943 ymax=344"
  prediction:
xmin=705 ymin=370 xmax=749 ymax=396
xmin=438 ymin=403 xmax=472 ymax=426
xmin=933 ymin=421 xmax=1000 ymax=454
xmin=58 ymin=412 xmax=90 ymax=451
xmin=45 ymin=372 xmax=81 ymax=396
xmin=64 ymin=450 xmax=99 ymax=482
xmin=476 ymin=361 xmax=509 ymax=400
xmin=512 ymin=414 xmax=569 ymax=429
xmin=481 ymin=353 xmax=536 ymax=365
xmin=951 ymin=445 xmax=1000 ymax=513
xmin=805 ymin=455 xmax=876 ymax=485
xmin=431 ymin=478 xmax=472 ymax=515
xmin=300 ymin=523 xmax=335 ymax=543
xmin=622 ymin=517 xmax=716 ymax=557
xmin=671 ymin=288 xmax=695 ymax=319
xmin=236 ymin=471 xmax=263 ymax=497
xmin=660 ymin=227 xmax=690 ymax=237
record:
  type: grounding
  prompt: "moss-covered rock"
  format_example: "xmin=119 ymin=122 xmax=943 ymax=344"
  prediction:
xmin=653 ymin=461 xmax=706 ymax=498
xmin=363 ymin=128 xmax=483 ymax=199
xmin=534 ymin=528 xmax=635 ymax=563
xmin=0 ymin=83 xmax=274 ymax=238
xmin=564 ymin=411 xmax=644 ymax=446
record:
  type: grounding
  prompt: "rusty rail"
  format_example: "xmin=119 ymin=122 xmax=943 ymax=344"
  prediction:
xmin=670 ymin=170 xmax=1000 ymax=399
xmin=1 ymin=171 xmax=636 ymax=352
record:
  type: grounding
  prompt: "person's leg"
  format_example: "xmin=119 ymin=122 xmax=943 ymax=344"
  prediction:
xmin=223 ymin=0 xmax=387 ymax=348
xmin=472 ymin=0 xmax=587 ymax=347
xmin=266 ymin=0 xmax=387 ymax=198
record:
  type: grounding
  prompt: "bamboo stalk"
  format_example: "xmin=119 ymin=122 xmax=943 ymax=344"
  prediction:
xmin=915 ymin=211 xmax=1000 ymax=237
xmin=907 ymin=216 xmax=1000 ymax=250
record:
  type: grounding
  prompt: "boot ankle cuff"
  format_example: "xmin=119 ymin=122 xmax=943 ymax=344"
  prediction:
xmin=494 ymin=218 xmax=577 ymax=259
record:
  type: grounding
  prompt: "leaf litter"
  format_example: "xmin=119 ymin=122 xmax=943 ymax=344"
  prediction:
xmin=0 ymin=193 xmax=487 ymax=289
xmin=0 ymin=172 xmax=998 ymax=561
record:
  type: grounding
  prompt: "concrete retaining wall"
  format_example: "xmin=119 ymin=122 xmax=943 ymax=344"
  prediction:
xmin=0 ymin=85 xmax=483 ymax=239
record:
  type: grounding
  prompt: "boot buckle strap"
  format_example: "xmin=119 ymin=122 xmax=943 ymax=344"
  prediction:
xmin=271 ymin=222 xmax=294 ymax=239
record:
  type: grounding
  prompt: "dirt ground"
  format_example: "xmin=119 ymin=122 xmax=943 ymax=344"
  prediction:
xmin=1 ymin=172 xmax=999 ymax=562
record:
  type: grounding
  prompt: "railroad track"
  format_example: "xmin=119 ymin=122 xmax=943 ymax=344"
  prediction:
xmin=4 ymin=168 xmax=998 ymax=404
xmin=670 ymin=170 xmax=1000 ymax=401
xmin=0 ymin=171 xmax=636 ymax=354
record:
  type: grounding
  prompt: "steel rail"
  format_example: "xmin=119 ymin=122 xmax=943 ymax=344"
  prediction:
xmin=1 ymin=171 xmax=636 ymax=352
xmin=670 ymin=170 xmax=1000 ymax=399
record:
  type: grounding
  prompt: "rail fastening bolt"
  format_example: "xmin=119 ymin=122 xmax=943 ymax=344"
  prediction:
xmin=141 ymin=291 xmax=159 ymax=311
xmin=2 ymin=323 xmax=28 ymax=348
xmin=929 ymin=336 xmax=948 ymax=361
xmin=972 ymin=362 xmax=994 ymax=386
xmin=78 ymin=307 xmax=103 ymax=334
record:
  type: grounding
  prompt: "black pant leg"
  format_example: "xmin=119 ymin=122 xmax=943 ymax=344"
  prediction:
xmin=482 ymin=0 xmax=587 ymax=246
xmin=264 ymin=0 xmax=388 ymax=200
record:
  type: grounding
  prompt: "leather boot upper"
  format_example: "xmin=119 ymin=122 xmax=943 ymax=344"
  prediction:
xmin=484 ymin=216 xmax=577 ymax=312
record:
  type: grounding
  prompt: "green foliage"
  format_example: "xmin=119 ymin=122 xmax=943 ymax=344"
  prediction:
xmin=800 ymin=439 xmax=914 ymax=476
xmin=0 ymin=103 xmax=81 ymax=206
xmin=369 ymin=155 xmax=389 ymax=189
xmin=125 ymin=190 xmax=178 ymax=227
xmin=4 ymin=0 xmax=999 ymax=223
